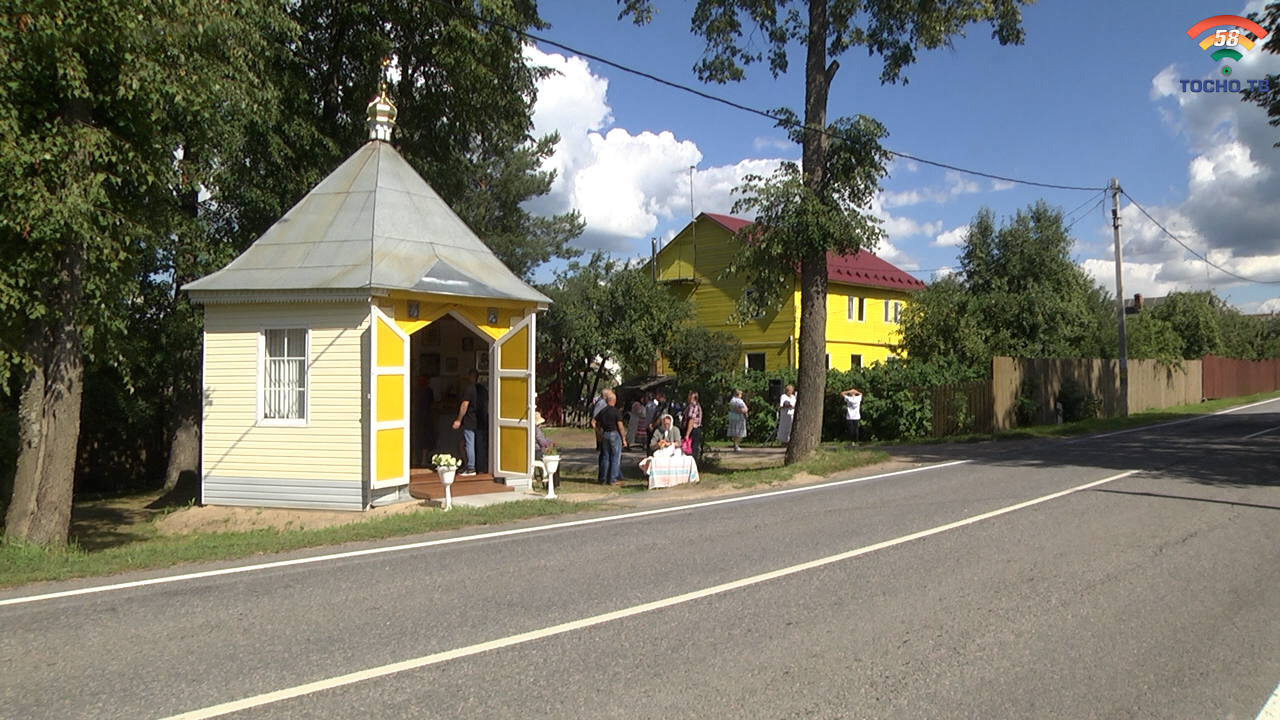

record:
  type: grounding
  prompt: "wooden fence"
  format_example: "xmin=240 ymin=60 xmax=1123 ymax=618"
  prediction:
xmin=925 ymin=380 xmax=995 ymax=438
xmin=1202 ymin=355 xmax=1280 ymax=399
xmin=923 ymin=357 xmax=1207 ymax=436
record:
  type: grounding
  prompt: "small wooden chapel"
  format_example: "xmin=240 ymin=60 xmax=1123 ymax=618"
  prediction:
xmin=183 ymin=89 xmax=549 ymax=510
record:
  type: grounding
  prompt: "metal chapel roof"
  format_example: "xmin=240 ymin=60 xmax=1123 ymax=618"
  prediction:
xmin=184 ymin=123 xmax=551 ymax=306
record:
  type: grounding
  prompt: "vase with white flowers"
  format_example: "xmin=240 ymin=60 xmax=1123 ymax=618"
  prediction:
xmin=432 ymin=453 xmax=460 ymax=486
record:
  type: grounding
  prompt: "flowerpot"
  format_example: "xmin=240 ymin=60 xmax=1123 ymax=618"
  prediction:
xmin=438 ymin=467 xmax=457 ymax=486
xmin=543 ymin=456 xmax=560 ymax=477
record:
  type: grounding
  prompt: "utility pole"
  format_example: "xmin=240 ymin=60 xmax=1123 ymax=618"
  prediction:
xmin=1111 ymin=178 xmax=1129 ymax=417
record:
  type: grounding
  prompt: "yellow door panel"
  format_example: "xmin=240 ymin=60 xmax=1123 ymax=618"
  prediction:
xmin=376 ymin=374 xmax=404 ymax=422
xmin=499 ymin=426 xmax=528 ymax=471
xmin=499 ymin=325 xmax=529 ymax=370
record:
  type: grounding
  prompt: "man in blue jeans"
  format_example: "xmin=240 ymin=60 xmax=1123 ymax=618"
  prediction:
xmin=452 ymin=369 xmax=480 ymax=475
xmin=592 ymin=390 xmax=627 ymax=484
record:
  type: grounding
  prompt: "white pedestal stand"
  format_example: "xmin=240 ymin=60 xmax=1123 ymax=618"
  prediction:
xmin=438 ymin=467 xmax=457 ymax=510
xmin=543 ymin=456 xmax=560 ymax=499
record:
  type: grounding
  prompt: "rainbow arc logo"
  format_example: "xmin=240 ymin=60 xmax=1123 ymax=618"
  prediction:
xmin=1186 ymin=14 xmax=1269 ymax=76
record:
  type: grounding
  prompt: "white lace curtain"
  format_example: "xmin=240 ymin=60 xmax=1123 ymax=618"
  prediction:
xmin=264 ymin=329 xmax=307 ymax=419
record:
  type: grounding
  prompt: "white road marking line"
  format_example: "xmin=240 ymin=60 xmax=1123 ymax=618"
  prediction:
xmin=1257 ymin=681 xmax=1280 ymax=720
xmin=160 ymin=468 xmax=1140 ymax=720
xmin=1241 ymin=424 xmax=1280 ymax=441
xmin=1091 ymin=395 xmax=1280 ymax=440
xmin=0 ymin=460 xmax=970 ymax=608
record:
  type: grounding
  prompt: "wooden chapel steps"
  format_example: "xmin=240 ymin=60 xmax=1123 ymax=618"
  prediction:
xmin=408 ymin=469 xmax=513 ymax=502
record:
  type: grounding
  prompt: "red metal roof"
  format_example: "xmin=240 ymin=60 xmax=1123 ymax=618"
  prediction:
xmin=700 ymin=213 xmax=926 ymax=292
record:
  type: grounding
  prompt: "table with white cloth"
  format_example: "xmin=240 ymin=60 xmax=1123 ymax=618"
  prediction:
xmin=642 ymin=453 xmax=700 ymax=489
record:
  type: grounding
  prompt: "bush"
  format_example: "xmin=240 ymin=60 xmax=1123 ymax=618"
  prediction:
xmin=1057 ymin=379 xmax=1100 ymax=423
xmin=675 ymin=357 xmax=982 ymax=445
xmin=1015 ymin=378 xmax=1039 ymax=427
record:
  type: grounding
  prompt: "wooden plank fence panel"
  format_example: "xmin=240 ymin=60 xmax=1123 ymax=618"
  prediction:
xmin=1202 ymin=355 xmax=1280 ymax=399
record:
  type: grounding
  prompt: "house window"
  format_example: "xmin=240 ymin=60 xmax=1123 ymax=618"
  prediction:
xmin=883 ymin=300 xmax=902 ymax=324
xmin=850 ymin=354 xmax=863 ymax=369
xmin=262 ymin=328 xmax=308 ymax=422
xmin=745 ymin=352 xmax=766 ymax=372
xmin=847 ymin=296 xmax=865 ymax=322
xmin=743 ymin=288 xmax=766 ymax=319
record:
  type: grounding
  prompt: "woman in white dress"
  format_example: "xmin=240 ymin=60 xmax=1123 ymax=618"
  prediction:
xmin=776 ymin=384 xmax=796 ymax=445
xmin=727 ymin=389 xmax=749 ymax=451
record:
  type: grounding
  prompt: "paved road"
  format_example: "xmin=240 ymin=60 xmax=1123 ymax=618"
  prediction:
xmin=3 ymin=399 xmax=1279 ymax=719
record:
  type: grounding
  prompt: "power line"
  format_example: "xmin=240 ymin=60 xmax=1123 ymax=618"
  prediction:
xmin=1121 ymin=190 xmax=1280 ymax=285
xmin=1064 ymin=192 xmax=1106 ymax=232
xmin=426 ymin=0 xmax=1108 ymax=194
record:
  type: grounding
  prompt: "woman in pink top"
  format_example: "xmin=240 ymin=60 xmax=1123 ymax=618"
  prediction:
xmin=683 ymin=391 xmax=703 ymax=457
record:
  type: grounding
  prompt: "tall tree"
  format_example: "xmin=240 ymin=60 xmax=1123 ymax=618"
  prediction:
xmin=1147 ymin=291 xmax=1225 ymax=360
xmin=0 ymin=0 xmax=291 ymax=545
xmin=621 ymin=0 xmax=1031 ymax=464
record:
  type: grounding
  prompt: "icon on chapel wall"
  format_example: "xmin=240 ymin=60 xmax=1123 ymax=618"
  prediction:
xmin=461 ymin=337 xmax=475 ymax=352
xmin=487 ymin=307 xmax=499 ymax=324
xmin=421 ymin=353 xmax=440 ymax=376
xmin=407 ymin=301 xmax=420 ymax=319
xmin=444 ymin=356 xmax=458 ymax=373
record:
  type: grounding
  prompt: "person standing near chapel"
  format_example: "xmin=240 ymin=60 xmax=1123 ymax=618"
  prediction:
xmin=593 ymin=391 xmax=627 ymax=484
xmin=776 ymin=383 xmax=796 ymax=446
xmin=727 ymin=389 xmax=748 ymax=452
xmin=683 ymin=391 xmax=703 ymax=458
xmin=452 ymin=369 xmax=481 ymax=476
xmin=842 ymin=387 xmax=863 ymax=445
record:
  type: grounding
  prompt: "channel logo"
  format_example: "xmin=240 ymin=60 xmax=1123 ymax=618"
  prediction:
xmin=1179 ymin=14 xmax=1271 ymax=93
xmin=1186 ymin=14 xmax=1269 ymax=76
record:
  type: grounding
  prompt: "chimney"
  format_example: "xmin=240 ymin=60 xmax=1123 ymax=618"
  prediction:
xmin=1133 ymin=293 xmax=1144 ymax=312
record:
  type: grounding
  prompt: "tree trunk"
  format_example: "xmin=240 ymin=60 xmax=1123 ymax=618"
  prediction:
xmin=786 ymin=0 xmax=835 ymax=464
xmin=162 ymin=402 xmax=200 ymax=491
xmin=163 ymin=156 xmax=203 ymax=492
xmin=4 ymin=236 xmax=86 ymax=547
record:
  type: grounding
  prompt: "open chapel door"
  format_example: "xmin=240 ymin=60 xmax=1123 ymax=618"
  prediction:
xmin=492 ymin=312 xmax=535 ymax=479
xmin=370 ymin=305 xmax=410 ymax=490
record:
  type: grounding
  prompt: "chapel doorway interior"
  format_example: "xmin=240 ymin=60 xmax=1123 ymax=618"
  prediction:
xmin=409 ymin=314 xmax=492 ymax=472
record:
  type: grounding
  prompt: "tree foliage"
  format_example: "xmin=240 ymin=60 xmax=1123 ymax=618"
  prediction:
xmin=1245 ymin=2 xmax=1280 ymax=146
xmin=665 ymin=327 xmax=744 ymax=388
xmin=898 ymin=202 xmax=1114 ymax=372
xmin=539 ymin=254 xmax=691 ymax=413
xmin=727 ymin=114 xmax=889 ymax=318
xmin=0 ymin=0 xmax=293 ymax=544
xmin=1145 ymin=292 xmax=1225 ymax=360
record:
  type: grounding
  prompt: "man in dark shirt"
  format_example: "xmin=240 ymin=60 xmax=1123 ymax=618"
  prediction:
xmin=592 ymin=390 xmax=627 ymax=484
xmin=452 ymin=369 xmax=480 ymax=475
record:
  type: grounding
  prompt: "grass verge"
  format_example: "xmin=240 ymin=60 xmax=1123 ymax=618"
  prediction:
xmin=0 ymin=499 xmax=595 ymax=589
xmin=697 ymin=447 xmax=891 ymax=490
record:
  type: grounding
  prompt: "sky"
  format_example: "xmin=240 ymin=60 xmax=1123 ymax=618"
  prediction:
xmin=520 ymin=0 xmax=1280 ymax=314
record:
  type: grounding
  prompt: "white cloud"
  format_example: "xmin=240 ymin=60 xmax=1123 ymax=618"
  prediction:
xmin=1240 ymin=297 xmax=1280 ymax=314
xmin=525 ymin=46 xmax=787 ymax=253
xmin=933 ymin=224 xmax=970 ymax=248
xmin=881 ymin=171 xmax=984 ymax=208
xmin=753 ymin=136 xmax=795 ymax=152
xmin=990 ymin=179 xmax=1015 ymax=192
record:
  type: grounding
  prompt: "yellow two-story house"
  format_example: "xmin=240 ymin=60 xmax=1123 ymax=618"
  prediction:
xmin=654 ymin=213 xmax=925 ymax=372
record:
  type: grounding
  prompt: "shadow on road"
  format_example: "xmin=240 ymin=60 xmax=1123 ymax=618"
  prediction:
xmin=881 ymin=409 xmax=1280 ymax=490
